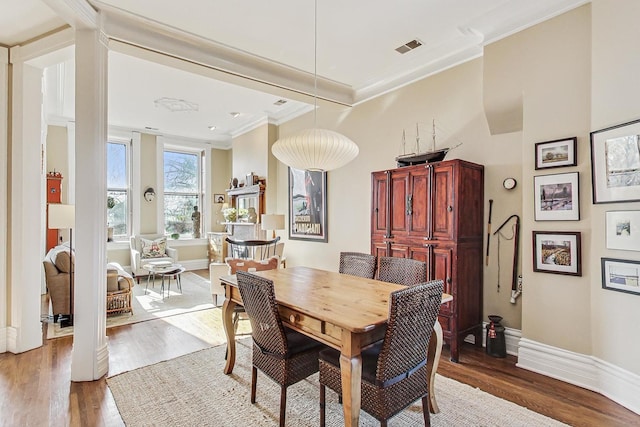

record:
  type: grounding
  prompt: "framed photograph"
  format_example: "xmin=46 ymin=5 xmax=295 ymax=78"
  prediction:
xmin=532 ymin=231 xmax=582 ymax=276
xmin=214 ymin=194 xmax=225 ymax=204
xmin=535 ymin=137 xmax=577 ymax=170
xmin=288 ymin=167 xmax=327 ymax=242
xmin=601 ymin=258 xmax=640 ymax=296
xmin=534 ymin=172 xmax=580 ymax=221
xmin=590 ymin=118 xmax=640 ymax=204
xmin=606 ymin=211 xmax=640 ymax=251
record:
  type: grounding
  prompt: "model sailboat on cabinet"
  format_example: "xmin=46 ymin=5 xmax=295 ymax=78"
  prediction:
xmin=395 ymin=120 xmax=461 ymax=167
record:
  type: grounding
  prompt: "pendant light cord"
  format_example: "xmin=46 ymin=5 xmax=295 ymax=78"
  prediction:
xmin=313 ymin=0 xmax=318 ymax=128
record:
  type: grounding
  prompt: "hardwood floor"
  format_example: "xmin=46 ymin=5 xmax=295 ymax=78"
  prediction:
xmin=1 ymin=276 xmax=638 ymax=426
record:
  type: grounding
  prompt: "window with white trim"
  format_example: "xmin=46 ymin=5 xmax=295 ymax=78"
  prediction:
xmin=107 ymin=141 xmax=130 ymax=241
xmin=163 ymin=149 xmax=203 ymax=238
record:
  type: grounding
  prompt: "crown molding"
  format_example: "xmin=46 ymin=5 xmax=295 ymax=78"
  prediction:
xmin=100 ymin=8 xmax=354 ymax=106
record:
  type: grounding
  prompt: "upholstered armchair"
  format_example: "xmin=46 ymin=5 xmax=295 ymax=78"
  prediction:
xmin=130 ymin=234 xmax=178 ymax=283
xmin=42 ymin=245 xmax=74 ymax=322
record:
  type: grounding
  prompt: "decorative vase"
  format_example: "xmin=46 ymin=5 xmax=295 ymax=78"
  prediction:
xmin=247 ymin=207 xmax=258 ymax=223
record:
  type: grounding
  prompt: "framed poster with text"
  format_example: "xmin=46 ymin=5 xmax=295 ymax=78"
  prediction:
xmin=288 ymin=167 xmax=327 ymax=242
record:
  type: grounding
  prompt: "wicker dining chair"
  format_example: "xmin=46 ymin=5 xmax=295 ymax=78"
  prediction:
xmin=319 ymin=279 xmax=444 ymax=427
xmin=377 ymin=256 xmax=427 ymax=286
xmin=339 ymin=252 xmax=377 ymax=279
xmin=236 ymin=271 xmax=325 ymax=427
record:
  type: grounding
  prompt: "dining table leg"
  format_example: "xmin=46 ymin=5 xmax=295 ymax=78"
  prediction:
xmin=426 ymin=319 xmax=444 ymax=413
xmin=339 ymin=333 xmax=362 ymax=427
xmin=222 ymin=295 xmax=237 ymax=375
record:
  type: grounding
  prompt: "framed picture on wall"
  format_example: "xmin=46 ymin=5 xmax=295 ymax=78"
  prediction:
xmin=590 ymin=118 xmax=640 ymax=204
xmin=532 ymin=231 xmax=582 ymax=276
xmin=535 ymin=137 xmax=577 ymax=170
xmin=214 ymin=194 xmax=225 ymax=203
xmin=601 ymin=258 xmax=640 ymax=296
xmin=534 ymin=172 xmax=580 ymax=221
xmin=605 ymin=210 xmax=640 ymax=251
xmin=288 ymin=167 xmax=328 ymax=242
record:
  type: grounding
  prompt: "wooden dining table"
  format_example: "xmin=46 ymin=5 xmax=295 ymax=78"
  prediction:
xmin=220 ymin=266 xmax=453 ymax=427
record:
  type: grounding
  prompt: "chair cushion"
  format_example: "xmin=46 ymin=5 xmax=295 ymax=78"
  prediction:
xmin=319 ymin=341 xmax=383 ymax=384
xmin=140 ymin=237 xmax=167 ymax=259
xmin=107 ymin=268 xmax=120 ymax=292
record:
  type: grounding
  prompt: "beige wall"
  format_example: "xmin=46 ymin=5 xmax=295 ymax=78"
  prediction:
xmin=231 ymin=124 xmax=268 ymax=185
xmin=140 ymin=133 xmax=158 ymax=234
xmin=45 ymin=125 xmax=70 ymax=204
xmin=210 ymin=148 xmax=231 ymax=232
xmin=590 ymin=0 xmax=640 ymax=373
xmin=272 ymin=3 xmax=640 ymax=376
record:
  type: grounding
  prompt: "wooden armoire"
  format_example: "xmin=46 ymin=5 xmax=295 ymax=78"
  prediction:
xmin=371 ymin=159 xmax=484 ymax=362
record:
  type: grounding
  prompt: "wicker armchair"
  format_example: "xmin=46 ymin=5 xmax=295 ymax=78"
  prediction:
xmin=339 ymin=252 xmax=377 ymax=279
xmin=377 ymin=256 xmax=427 ymax=286
xmin=319 ymin=279 xmax=444 ymax=427
xmin=236 ymin=271 xmax=325 ymax=427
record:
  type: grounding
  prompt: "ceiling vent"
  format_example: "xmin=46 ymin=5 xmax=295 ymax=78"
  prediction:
xmin=395 ymin=39 xmax=422 ymax=54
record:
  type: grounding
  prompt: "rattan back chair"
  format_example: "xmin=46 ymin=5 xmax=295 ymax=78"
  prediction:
xmin=377 ymin=256 xmax=427 ymax=286
xmin=339 ymin=252 xmax=377 ymax=279
xmin=236 ymin=271 xmax=325 ymax=427
xmin=319 ymin=279 xmax=444 ymax=427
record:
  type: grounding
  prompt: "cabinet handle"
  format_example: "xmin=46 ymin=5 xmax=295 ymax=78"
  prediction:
xmin=406 ymin=194 xmax=413 ymax=216
xmin=448 ymin=205 xmax=453 ymax=212
xmin=289 ymin=314 xmax=299 ymax=324
xmin=447 ymin=277 xmax=452 ymax=284
xmin=423 ymin=243 xmax=432 ymax=248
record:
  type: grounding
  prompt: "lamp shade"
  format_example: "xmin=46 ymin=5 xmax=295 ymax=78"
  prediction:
xmin=271 ymin=128 xmax=359 ymax=171
xmin=48 ymin=204 xmax=75 ymax=229
xmin=261 ymin=214 xmax=285 ymax=231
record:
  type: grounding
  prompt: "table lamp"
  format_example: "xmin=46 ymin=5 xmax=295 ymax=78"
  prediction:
xmin=48 ymin=204 xmax=75 ymax=328
xmin=261 ymin=214 xmax=285 ymax=239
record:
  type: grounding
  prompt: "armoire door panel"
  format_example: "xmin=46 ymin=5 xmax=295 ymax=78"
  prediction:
xmin=433 ymin=246 xmax=453 ymax=315
xmin=432 ymin=164 xmax=455 ymax=240
xmin=407 ymin=167 xmax=430 ymax=237
xmin=371 ymin=171 xmax=389 ymax=238
xmin=390 ymin=170 xmax=409 ymax=236
xmin=389 ymin=243 xmax=410 ymax=259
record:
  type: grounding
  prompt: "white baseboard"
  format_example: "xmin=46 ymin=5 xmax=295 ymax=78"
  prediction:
xmin=517 ymin=337 xmax=640 ymax=415
xmin=0 ymin=327 xmax=7 ymax=353
xmin=95 ymin=342 xmax=109 ymax=379
xmin=5 ymin=326 xmax=17 ymax=353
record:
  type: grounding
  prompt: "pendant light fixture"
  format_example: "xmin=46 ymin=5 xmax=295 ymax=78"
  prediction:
xmin=271 ymin=0 xmax=359 ymax=171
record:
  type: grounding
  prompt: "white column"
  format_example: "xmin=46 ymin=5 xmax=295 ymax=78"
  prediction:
xmin=7 ymin=48 xmax=46 ymax=353
xmin=0 ymin=47 xmax=8 ymax=353
xmin=70 ymin=28 xmax=109 ymax=381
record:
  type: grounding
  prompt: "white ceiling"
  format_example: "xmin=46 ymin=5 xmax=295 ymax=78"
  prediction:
xmin=1 ymin=0 xmax=589 ymax=145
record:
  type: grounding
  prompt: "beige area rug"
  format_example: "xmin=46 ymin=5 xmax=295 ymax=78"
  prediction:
xmin=107 ymin=339 xmax=568 ymax=427
xmin=47 ymin=271 xmax=215 ymax=339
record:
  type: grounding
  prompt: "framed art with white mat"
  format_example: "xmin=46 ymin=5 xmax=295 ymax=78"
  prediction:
xmin=606 ymin=210 xmax=640 ymax=251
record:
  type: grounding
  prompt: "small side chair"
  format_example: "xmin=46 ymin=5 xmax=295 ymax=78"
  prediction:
xmin=377 ymin=256 xmax=427 ymax=286
xmin=339 ymin=251 xmax=377 ymax=279
xmin=319 ymin=279 xmax=444 ymax=427
xmin=236 ymin=271 xmax=325 ymax=427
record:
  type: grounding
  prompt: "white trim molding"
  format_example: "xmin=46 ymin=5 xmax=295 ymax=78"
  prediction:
xmin=517 ymin=338 xmax=640 ymax=415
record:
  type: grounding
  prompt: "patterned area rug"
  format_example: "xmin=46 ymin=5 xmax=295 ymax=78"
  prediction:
xmin=46 ymin=271 xmax=215 ymax=339
xmin=107 ymin=339 xmax=568 ymax=427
